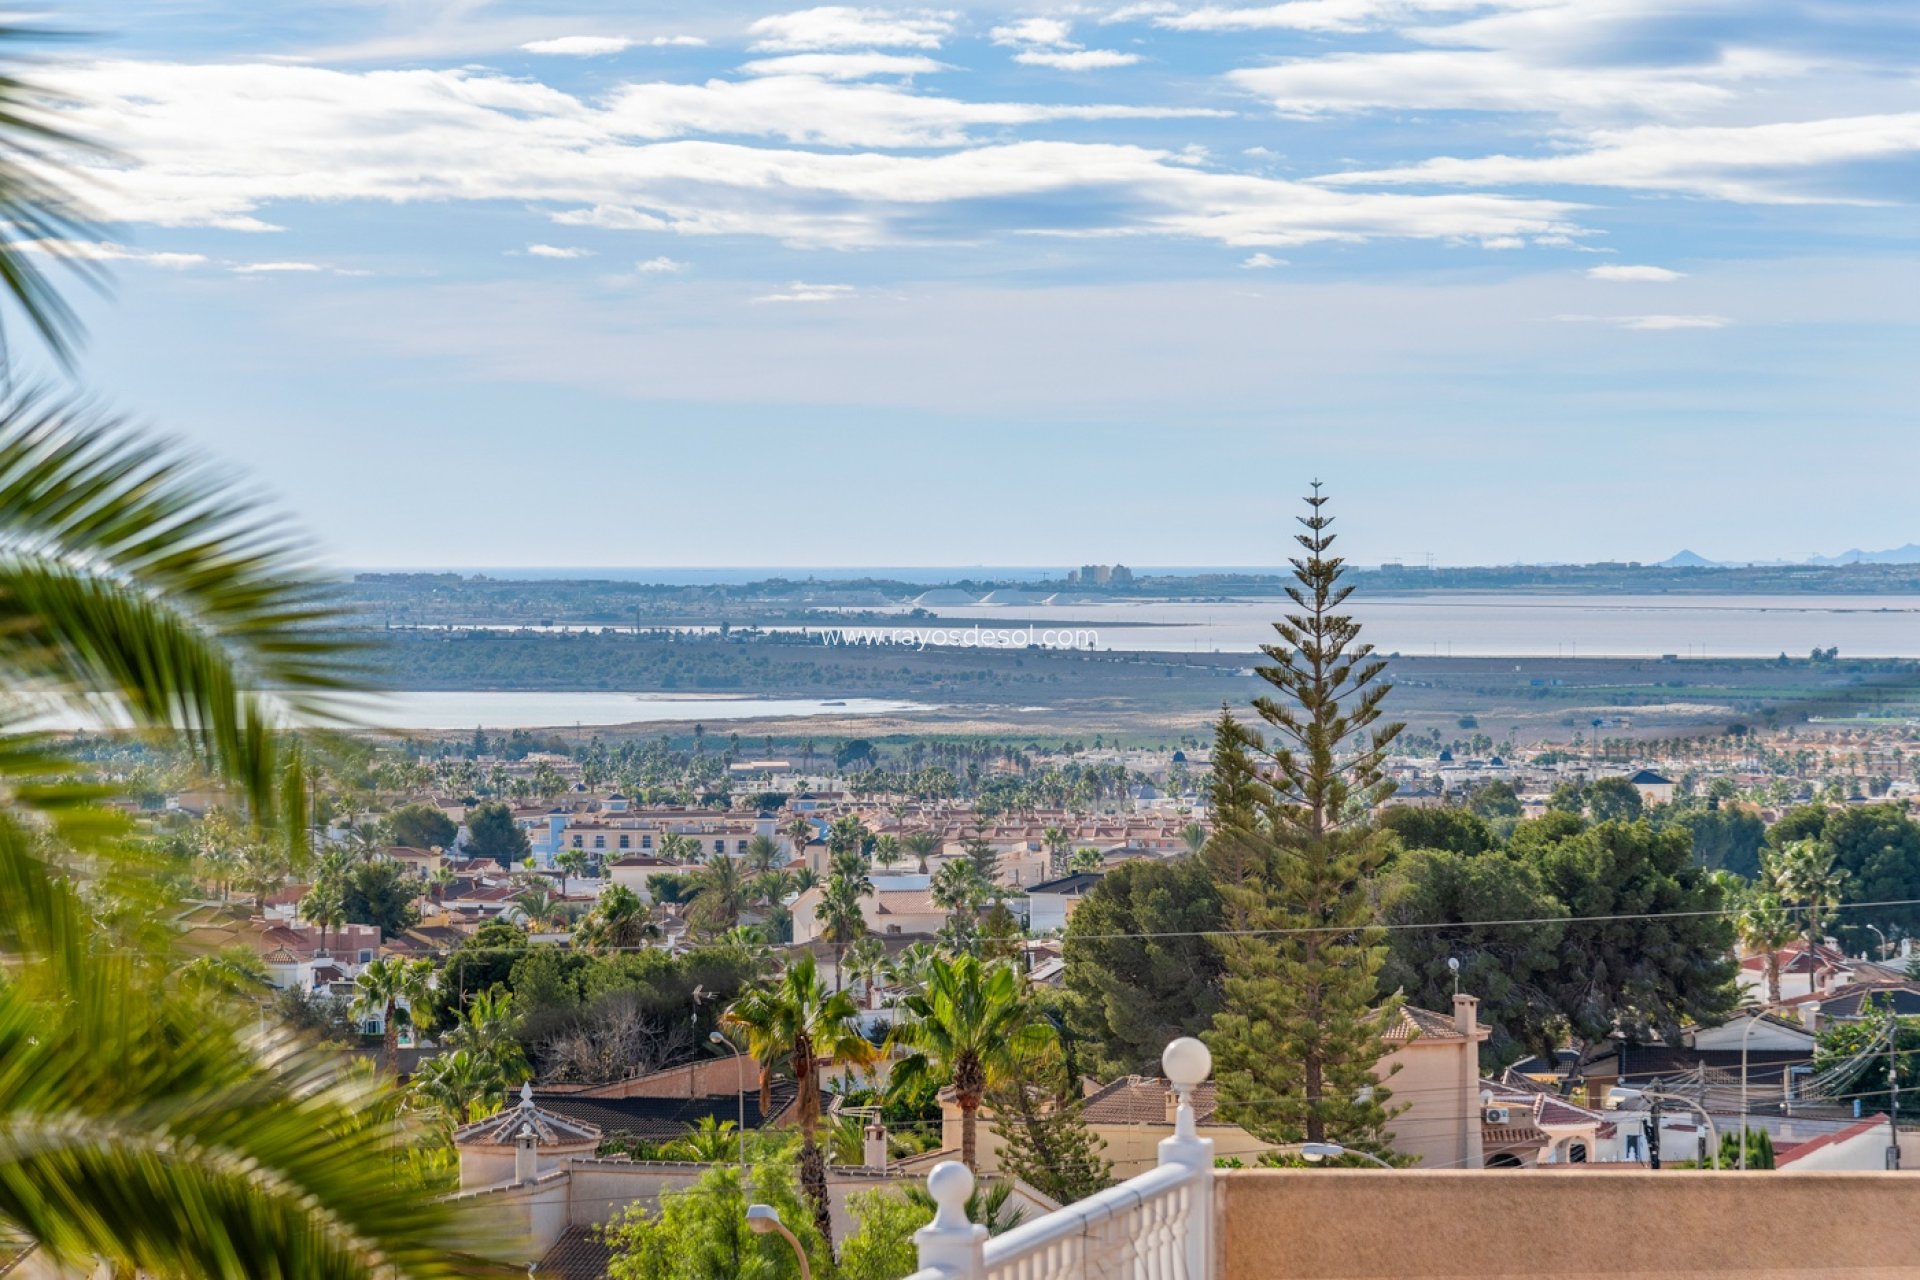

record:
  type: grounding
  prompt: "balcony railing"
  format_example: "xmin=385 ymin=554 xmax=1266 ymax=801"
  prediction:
xmin=905 ymin=1037 xmax=1216 ymax=1280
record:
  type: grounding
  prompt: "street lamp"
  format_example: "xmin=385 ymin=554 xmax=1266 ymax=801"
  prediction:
xmin=1299 ymin=1142 xmax=1393 ymax=1169
xmin=747 ymin=1204 xmax=811 ymax=1280
xmin=709 ymin=1031 xmax=749 ymax=1170
xmin=1868 ymin=924 xmax=1890 ymax=964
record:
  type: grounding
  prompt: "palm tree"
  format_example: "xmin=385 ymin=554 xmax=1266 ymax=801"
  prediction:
xmin=903 ymin=830 xmax=941 ymax=874
xmin=1727 ymin=876 xmax=1797 ymax=1006
xmin=443 ymin=987 xmax=530 ymax=1085
xmin=409 ymin=1048 xmax=509 ymax=1129
xmin=663 ymin=1115 xmax=740 ymax=1163
xmin=870 ymin=833 xmax=903 ymax=871
xmin=513 ymin=882 xmax=557 ymax=930
xmin=819 ymin=875 xmax=868 ymax=991
xmin=1179 ymin=821 xmax=1208 ymax=857
xmin=783 ymin=814 xmax=816 ymax=858
xmin=580 ymin=883 xmax=655 ymax=950
xmin=744 ymin=833 xmax=785 ymax=877
xmin=687 ymin=853 xmax=749 ymax=935
xmin=1042 ymin=825 xmax=1071 ymax=877
xmin=889 ymin=954 xmax=1054 ymax=1172
xmin=554 ymin=847 xmax=589 ymax=896
xmin=844 ymin=935 xmax=889 ymax=1010
xmin=351 ymin=956 xmax=434 ymax=1075
xmin=660 ymin=831 xmax=700 ymax=865
xmin=826 ymin=814 xmax=870 ymax=862
xmin=1768 ymin=837 xmax=1849 ymax=951
xmin=1069 ymin=847 xmax=1104 ymax=874
xmin=721 ymin=955 xmax=877 ymax=1247
xmin=302 ymin=877 xmax=347 ymax=956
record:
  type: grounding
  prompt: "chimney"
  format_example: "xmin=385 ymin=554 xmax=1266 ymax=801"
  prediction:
xmin=863 ymin=1122 xmax=889 ymax=1169
xmin=1164 ymin=1080 xmax=1181 ymax=1125
xmin=1453 ymin=992 xmax=1480 ymax=1038
xmin=1800 ymin=1001 xmax=1822 ymax=1034
xmin=514 ymin=1125 xmax=537 ymax=1184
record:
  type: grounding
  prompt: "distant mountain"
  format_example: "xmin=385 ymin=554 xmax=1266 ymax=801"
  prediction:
xmin=1809 ymin=543 xmax=1920 ymax=566
xmin=1654 ymin=544 xmax=1920 ymax=568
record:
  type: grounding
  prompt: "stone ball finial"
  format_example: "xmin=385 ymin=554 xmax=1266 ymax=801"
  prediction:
xmin=925 ymin=1160 xmax=975 ymax=1231
xmin=1162 ymin=1036 xmax=1212 ymax=1088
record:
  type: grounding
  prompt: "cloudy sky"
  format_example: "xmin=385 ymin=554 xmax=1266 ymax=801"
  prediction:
xmin=27 ymin=0 xmax=1920 ymax=568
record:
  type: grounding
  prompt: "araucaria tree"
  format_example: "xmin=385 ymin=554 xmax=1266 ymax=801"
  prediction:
xmin=1205 ymin=484 xmax=1405 ymax=1153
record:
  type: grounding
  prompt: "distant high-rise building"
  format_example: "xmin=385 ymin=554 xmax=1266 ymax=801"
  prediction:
xmin=1111 ymin=564 xmax=1133 ymax=584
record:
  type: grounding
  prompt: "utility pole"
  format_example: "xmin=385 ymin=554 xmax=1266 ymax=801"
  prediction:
xmin=1645 ymin=1097 xmax=1662 ymax=1170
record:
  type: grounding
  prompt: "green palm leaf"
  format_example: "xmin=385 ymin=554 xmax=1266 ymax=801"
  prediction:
xmin=0 ymin=395 xmax=353 ymax=834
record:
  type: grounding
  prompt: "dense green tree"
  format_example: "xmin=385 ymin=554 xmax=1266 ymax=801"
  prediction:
xmin=1662 ymin=803 xmax=1766 ymax=877
xmin=1585 ymin=777 xmax=1645 ymax=823
xmin=465 ymin=801 xmax=529 ymax=867
xmin=385 ymin=804 xmax=457 ymax=851
xmin=1524 ymin=820 xmax=1738 ymax=1064
xmin=1378 ymin=804 xmax=1493 ymax=857
xmin=1465 ymin=781 xmax=1523 ymax=821
xmin=1546 ymin=781 xmax=1587 ymax=815
xmin=343 ymin=857 xmax=422 ymax=937
xmin=1819 ymin=804 xmax=1920 ymax=952
xmin=1204 ymin=486 xmax=1403 ymax=1153
xmin=1060 ymin=858 xmax=1224 ymax=1078
xmin=1812 ymin=1001 xmax=1920 ymax=1115
xmin=986 ymin=1043 xmax=1112 ymax=1205
xmin=1380 ymin=848 xmax=1568 ymax=1063
xmin=603 ymin=1153 xmax=826 ymax=1280
xmin=1507 ymin=811 xmax=1587 ymax=857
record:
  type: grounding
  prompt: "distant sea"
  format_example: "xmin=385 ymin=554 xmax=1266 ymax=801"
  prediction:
xmin=348 ymin=566 xmax=1286 ymax=584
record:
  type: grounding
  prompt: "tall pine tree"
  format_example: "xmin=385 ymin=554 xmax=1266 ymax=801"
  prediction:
xmin=1205 ymin=483 xmax=1405 ymax=1153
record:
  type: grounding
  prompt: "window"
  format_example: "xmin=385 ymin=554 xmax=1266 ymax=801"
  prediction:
xmin=1485 ymin=1153 xmax=1525 ymax=1169
xmin=619 ymin=835 xmax=630 ymax=849
xmin=641 ymin=835 xmax=652 ymax=849
xmin=714 ymin=839 xmax=725 ymax=854
xmin=571 ymin=835 xmax=583 ymax=848
xmin=594 ymin=835 xmax=605 ymax=849
xmin=359 ymin=950 xmax=373 ymax=964
xmin=1566 ymin=1141 xmax=1588 ymax=1164
xmin=737 ymin=839 xmax=748 ymax=853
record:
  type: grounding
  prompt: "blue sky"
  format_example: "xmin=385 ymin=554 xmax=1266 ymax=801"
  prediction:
xmin=24 ymin=0 xmax=1920 ymax=568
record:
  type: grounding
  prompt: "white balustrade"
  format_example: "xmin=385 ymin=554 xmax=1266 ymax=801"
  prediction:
xmin=908 ymin=1037 xmax=1217 ymax=1280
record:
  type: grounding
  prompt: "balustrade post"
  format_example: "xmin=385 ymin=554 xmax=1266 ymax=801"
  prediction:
xmin=1157 ymin=1037 xmax=1217 ymax=1280
xmin=913 ymin=1160 xmax=987 ymax=1280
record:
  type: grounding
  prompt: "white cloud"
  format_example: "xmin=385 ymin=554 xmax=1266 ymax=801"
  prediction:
xmin=1322 ymin=113 xmax=1920 ymax=203
xmin=1241 ymin=251 xmax=1285 ymax=267
xmin=1559 ymin=312 xmax=1729 ymax=330
xmin=523 ymin=36 xmax=633 ymax=56
xmin=1158 ymin=0 xmax=1531 ymax=34
xmin=1588 ymin=264 xmax=1683 ymax=282
xmin=992 ymin=18 xmax=1077 ymax=46
xmin=1015 ymin=48 xmax=1141 ymax=69
xmin=636 ymin=256 xmax=689 ymax=272
xmin=49 ymin=60 xmax=1584 ymax=252
xmin=522 ymin=35 xmax=710 ymax=55
xmin=1101 ymin=2 xmax=1180 ymax=21
xmin=22 ymin=238 xmax=207 ymax=268
xmin=1620 ymin=314 xmax=1728 ymax=330
xmin=755 ymin=281 xmax=858 ymax=302
xmin=747 ymin=7 xmax=956 ymax=51
xmin=992 ymin=16 xmax=1140 ymax=71
xmin=1229 ymin=50 xmax=1735 ymax=119
xmin=231 ymin=261 xmax=324 ymax=273
xmin=738 ymin=52 xmax=949 ymax=79
xmin=525 ymin=243 xmax=594 ymax=258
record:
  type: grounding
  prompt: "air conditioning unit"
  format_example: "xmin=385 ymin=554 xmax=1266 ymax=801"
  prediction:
xmin=1483 ymin=1107 xmax=1511 ymax=1125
